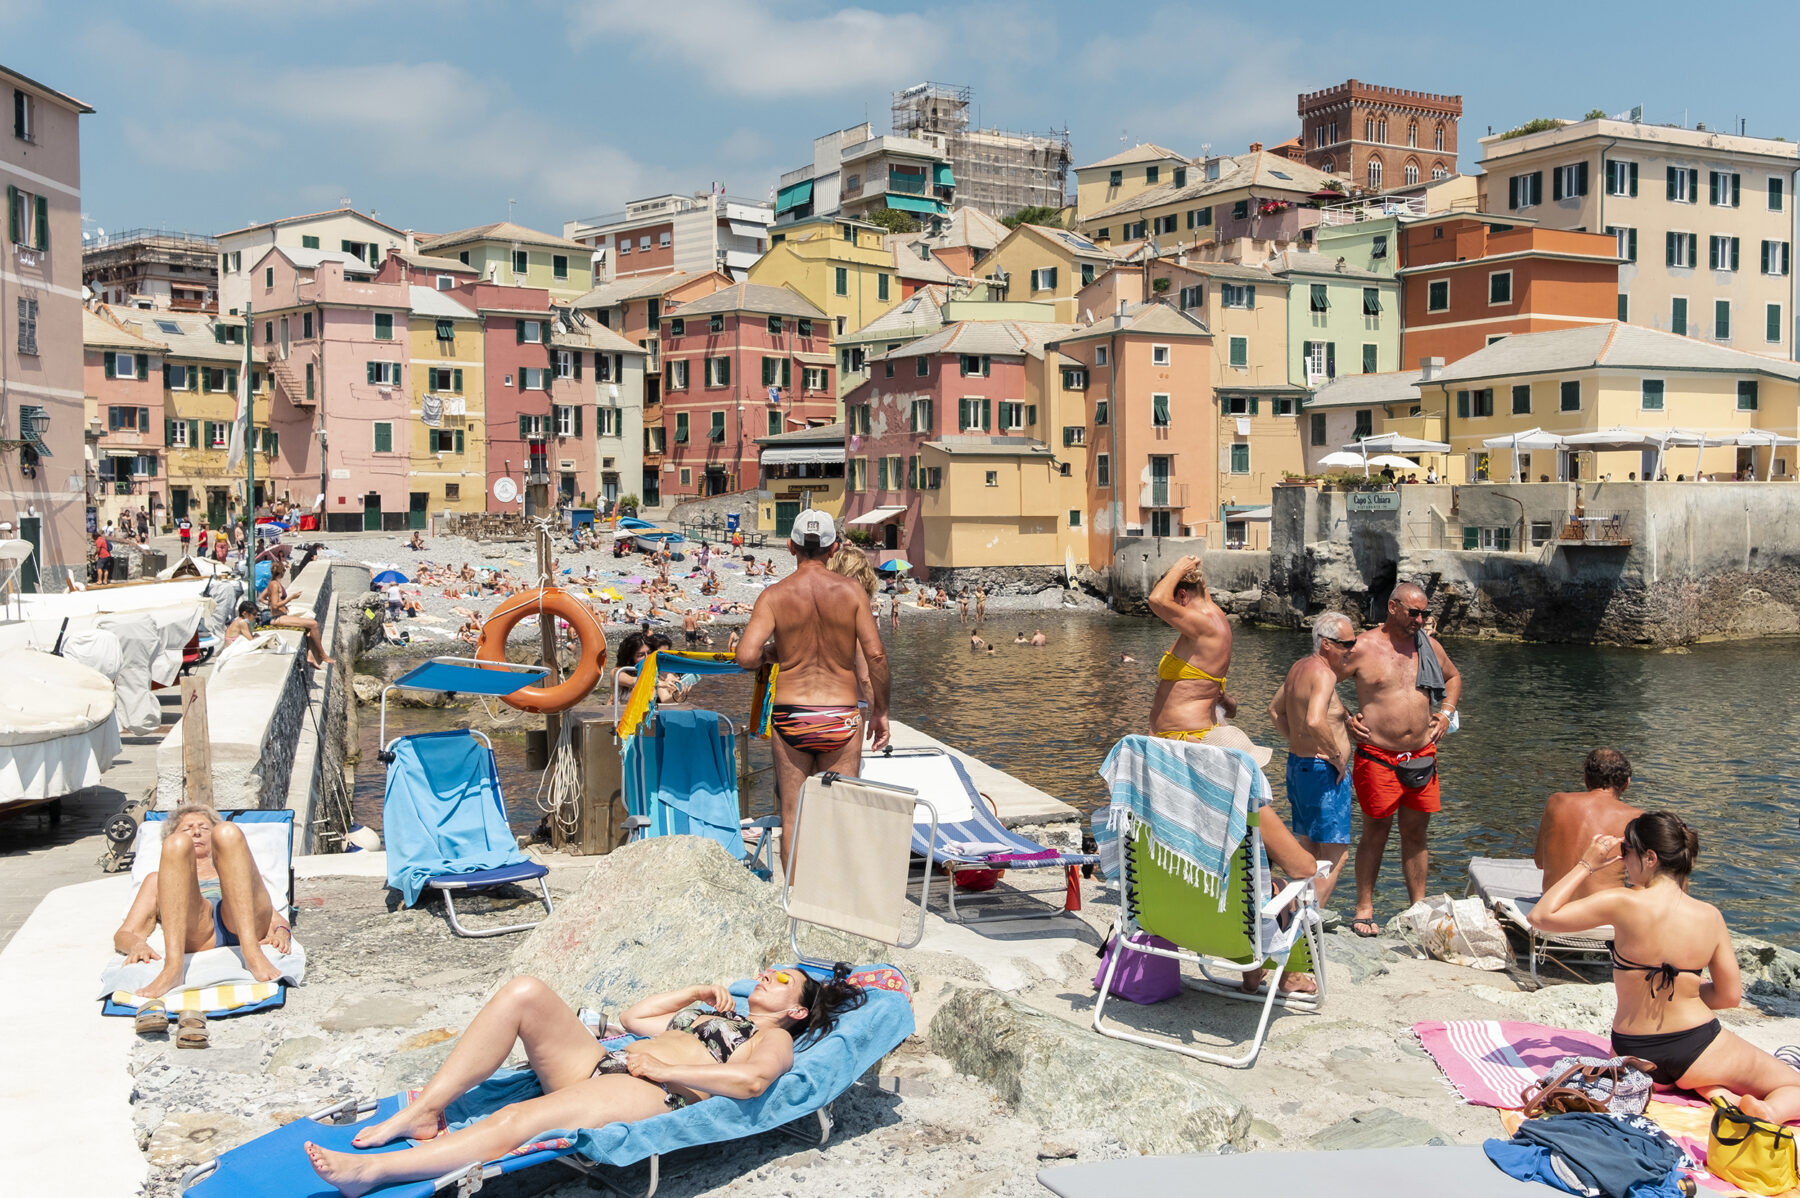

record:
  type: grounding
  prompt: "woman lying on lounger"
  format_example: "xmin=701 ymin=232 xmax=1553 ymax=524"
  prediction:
xmin=1532 ymin=811 xmax=1800 ymax=1122
xmin=113 ymin=804 xmax=290 ymax=1000
xmin=306 ymin=967 xmax=867 ymax=1197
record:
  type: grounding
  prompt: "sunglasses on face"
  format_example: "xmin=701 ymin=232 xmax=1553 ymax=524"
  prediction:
xmin=1398 ymin=606 xmax=1428 ymax=617
xmin=1326 ymin=637 xmax=1357 ymax=650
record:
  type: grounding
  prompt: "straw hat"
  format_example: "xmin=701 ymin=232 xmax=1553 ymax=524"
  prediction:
xmin=1201 ymin=724 xmax=1274 ymax=768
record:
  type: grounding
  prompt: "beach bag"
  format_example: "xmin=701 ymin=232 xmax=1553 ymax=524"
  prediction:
xmin=1521 ymin=1055 xmax=1656 ymax=1118
xmin=1399 ymin=894 xmax=1513 ymax=971
xmin=1093 ymin=929 xmax=1181 ymax=1004
xmin=1709 ymin=1096 xmax=1799 ymax=1196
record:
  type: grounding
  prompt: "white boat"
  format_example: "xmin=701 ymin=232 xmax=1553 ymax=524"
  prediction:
xmin=0 ymin=648 xmax=119 ymax=816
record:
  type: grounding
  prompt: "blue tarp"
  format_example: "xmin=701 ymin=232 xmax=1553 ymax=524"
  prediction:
xmin=392 ymin=659 xmax=547 ymax=697
xmin=383 ymin=731 xmax=528 ymax=906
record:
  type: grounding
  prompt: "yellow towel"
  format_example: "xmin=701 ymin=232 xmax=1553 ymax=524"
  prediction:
xmin=113 ymin=981 xmax=282 ymax=1013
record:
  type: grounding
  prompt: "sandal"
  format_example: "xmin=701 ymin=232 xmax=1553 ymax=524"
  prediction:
xmin=176 ymin=1009 xmax=209 ymax=1049
xmin=1350 ymin=917 xmax=1382 ymax=938
xmin=134 ymin=999 xmax=168 ymax=1036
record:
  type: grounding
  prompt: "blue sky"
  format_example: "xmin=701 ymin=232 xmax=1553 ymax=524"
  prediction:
xmin=6 ymin=0 xmax=1798 ymax=240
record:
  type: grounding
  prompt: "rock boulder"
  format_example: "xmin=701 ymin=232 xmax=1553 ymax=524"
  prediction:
xmin=927 ymin=987 xmax=1248 ymax=1154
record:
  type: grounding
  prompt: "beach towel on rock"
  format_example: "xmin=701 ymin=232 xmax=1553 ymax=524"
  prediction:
xmin=1415 ymin=1019 xmax=1613 ymax=1108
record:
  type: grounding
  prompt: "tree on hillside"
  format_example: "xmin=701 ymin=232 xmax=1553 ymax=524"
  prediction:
xmin=1001 ymin=205 xmax=1064 ymax=230
xmin=866 ymin=207 xmax=921 ymax=234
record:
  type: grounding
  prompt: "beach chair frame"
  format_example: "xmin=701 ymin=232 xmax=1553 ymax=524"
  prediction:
xmin=1093 ymin=820 xmax=1329 ymax=1069
xmin=1465 ymin=858 xmax=1612 ymax=990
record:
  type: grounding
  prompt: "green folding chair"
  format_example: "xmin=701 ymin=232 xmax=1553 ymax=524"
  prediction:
xmin=1092 ymin=813 xmax=1328 ymax=1068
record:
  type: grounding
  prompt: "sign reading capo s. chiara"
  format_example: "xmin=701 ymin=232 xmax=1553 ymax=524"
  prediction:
xmin=1347 ymin=491 xmax=1400 ymax=511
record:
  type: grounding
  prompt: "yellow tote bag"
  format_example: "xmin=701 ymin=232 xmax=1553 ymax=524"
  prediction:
xmin=1708 ymin=1096 xmax=1799 ymax=1196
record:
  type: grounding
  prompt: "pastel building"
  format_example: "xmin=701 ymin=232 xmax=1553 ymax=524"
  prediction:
xmin=749 ymin=218 xmax=900 ymax=345
xmin=564 ymin=191 xmax=772 ymax=283
xmin=82 ymin=309 xmax=165 ymax=528
xmin=1073 ymin=144 xmax=1187 ymax=223
xmin=216 ymin=207 xmax=413 ymax=319
xmin=774 ymin=124 xmax=954 ymax=226
xmin=544 ymin=310 xmax=650 ymax=509
xmin=1271 ymin=248 xmax=1399 ymax=384
xmin=418 ymin=222 xmax=594 ymax=303
xmin=247 ymin=247 xmax=412 ymax=530
xmin=1079 ymin=149 xmax=1340 ymax=253
xmin=656 ymin=283 xmax=835 ymax=499
xmin=755 ymin=420 xmax=845 ymax=536
xmin=968 ymin=223 xmax=1126 ymax=322
xmin=459 ymin=281 xmax=552 ymax=514
xmin=402 ymin=285 xmax=485 ymax=517
xmin=3 ymin=63 xmax=92 ymax=588
xmin=1478 ymin=117 xmax=1799 ymax=358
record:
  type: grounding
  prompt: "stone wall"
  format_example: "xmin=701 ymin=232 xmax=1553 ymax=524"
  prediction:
xmin=156 ymin=630 xmax=308 ymax=811
xmin=284 ymin=563 xmax=371 ymax=854
xmin=1265 ymin=481 xmax=1800 ymax=644
xmin=1106 ymin=537 xmax=1270 ymax=615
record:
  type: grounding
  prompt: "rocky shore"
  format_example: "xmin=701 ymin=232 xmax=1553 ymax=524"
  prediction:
xmin=128 ymin=837 xmax=1800 ymax=1196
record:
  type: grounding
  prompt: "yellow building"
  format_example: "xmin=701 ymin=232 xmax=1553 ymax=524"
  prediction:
xmin=416 ymin=221 xmax=595 ymax=302
xmin=1078 ymin=149 xmax=1341 ymax=254
xmin=755 ymin=421 xmax=845 ymax=535
xmin=405 ymin=285 xmax=487 ymax=514
xmin=112 ymin=310 xmax=269 ymax=526
xmin=968 ymin=223 xmax=1127 ymax=322
xmin=1423 ymin=323 xmax=1800 ymax=482
xmin=748 ymin=216 xmax=898 ymax=350
xmin=918 ymin=438 xmax=1072 ymax=569
xmin=1073 ymin=143 xmax=1187 ymax=223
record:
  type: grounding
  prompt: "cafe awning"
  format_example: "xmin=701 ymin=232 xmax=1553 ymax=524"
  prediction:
xmin=775 ymin=180 xmax=814 ymax=215
xmin=885 ymin=195 xmax=945 ymax=216
xmin=761 ymin=446 xmax=843 ymax=467
xmin=846 ymin=505 xmax=907 ymax=526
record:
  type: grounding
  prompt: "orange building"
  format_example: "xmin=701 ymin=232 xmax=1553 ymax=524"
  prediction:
xmin=1398 ymin=214 xmax=1620 ymax=365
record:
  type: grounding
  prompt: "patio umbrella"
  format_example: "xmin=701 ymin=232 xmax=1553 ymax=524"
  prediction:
xmin=1318 ymin=450 xmax=1366 ymax=468
xmin=876 ymin=559 xmax=912 ymax=572
xmin=1365 ymin=454 xmax=1420 ymax=470
xmin=371 ymin=569 xmax=409 ymax=586
xmin=1728 ymin=430 xmax=1800 ymax=480
xmin=1480 ymin=428 xmax=1565 ymax=481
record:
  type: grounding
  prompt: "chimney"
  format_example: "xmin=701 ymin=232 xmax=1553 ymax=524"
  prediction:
xmin=1249 ymin=142 xmax=1264 ymax=153
xmin=1418 ymin=356 xmax=1445 ymax=381
xmin=1114 ymin=298 xmax=1127 ymax=330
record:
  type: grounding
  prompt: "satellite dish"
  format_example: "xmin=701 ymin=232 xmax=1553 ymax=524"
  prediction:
xmin=493 ymin=477 xmax=519 ymax=504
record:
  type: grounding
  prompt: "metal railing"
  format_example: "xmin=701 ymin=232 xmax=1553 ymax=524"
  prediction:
xmin=1559 ymin=513 xmax=1631 ymax=545
xmin=1317 ymin=196 xmax=1427 ymax=225
xmin=85 ymin=227 xmax=218 ymax=248
xmin=1140 ymin=482 xmax=1190 ymax=509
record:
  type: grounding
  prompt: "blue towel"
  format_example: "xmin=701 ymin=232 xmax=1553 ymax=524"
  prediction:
xmin=383 ymin=731 xmax=528 ymax=906
xmin=440 ymin=965 xmax=915 ymax=1168
xmin=1099 ymin=734 xmax=1270 ymax=912
xmin=646 ymin=709 xmax=745 ymax=859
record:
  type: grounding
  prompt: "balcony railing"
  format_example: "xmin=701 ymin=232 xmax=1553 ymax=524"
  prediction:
xmin=1317 ymin=196 xmax=1428 ymax=225
xmin=887 ymin=170 xmax=929 ymax=196
xmin=1559 ymin=513 xmax=1632 ymax=547
xmin=1140 ymin=481 xmax=1190 ymax=509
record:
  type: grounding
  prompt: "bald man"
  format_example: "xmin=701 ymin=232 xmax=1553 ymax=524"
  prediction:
xmin=1342 ymin=582 xmax=1461 ymax=937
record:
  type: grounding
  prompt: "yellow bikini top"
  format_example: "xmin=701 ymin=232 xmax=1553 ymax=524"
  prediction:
xmin=1157 ymin=651 xmax=1226 ymax=687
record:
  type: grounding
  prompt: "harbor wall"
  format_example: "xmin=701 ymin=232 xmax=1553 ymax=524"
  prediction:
xmin=1106 ymin=540 xmax=1270 ymax=613
xmin=284 ymin=564 xmax=369 ymax=854
xmin=1265 ymin=481 xmax=1800 ymax=645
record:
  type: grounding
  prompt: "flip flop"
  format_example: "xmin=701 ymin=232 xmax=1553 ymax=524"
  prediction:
xmin=176 ymin=1009 xmax=209 ymax=1049
xmin=1350 ymin=917 xmax=1382 ymax=938
xmin=134 ymin=999 xmax=168 ymax=1035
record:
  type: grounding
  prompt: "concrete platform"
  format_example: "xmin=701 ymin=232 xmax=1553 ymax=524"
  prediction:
xmin=885 ymin=717 xmax=1079 ymax=829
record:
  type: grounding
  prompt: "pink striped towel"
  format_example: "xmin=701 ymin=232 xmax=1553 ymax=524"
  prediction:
xmin=1413 ymin=1019 xmax=1612 ymax=1108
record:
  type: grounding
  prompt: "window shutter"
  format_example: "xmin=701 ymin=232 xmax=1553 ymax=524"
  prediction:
xmin=108 ymin=406 xmax=120 ymax=430
xmin=1763 ymin=241 xmax=1772 ymax=273
xmin=981 ymin=398 xmax=991 ymax=431
xmin=33 ymin=193 xmax=47 ymax=250
xmin=1710 ymin=172 xmax=1720 ymax=205
xmin=781 ymin=359 xmax=791 ymax=388
xmin=762 ymin=358 xmax=774 ymax=386
xmin=136 ymin=353 xmax=149 ymax=379
xmin=227 ymin=368 xmax=237 ymax=394
xmin=164 ymin=419 xmax=174 ymax=447
xmin=1628 ymin=162 xmax=1638 ymax=195
xmin=1709 ymin=238 xmax=1719 ymax=270
xmin=1326 ymin=342 xmax=1337 ymax=378
xmin=1245 ymin=286 xmax=1255 ymax=308
xmin=103 ymin=352 xmax=115 ymax=379
xmin=573 ymin=353 xmax=582 ymax=381
xmin=366 ymin=361 xmax=376 ymax=385
xmin=1456 ymin=390 xmax=1470 ymax=418
xmin=1666 ymin=168 xmax=1677 ymax=201
xmin=1628 ymin=229 xmax=1637 ymax=260
xmin=1552 ymin=168 xmax=1564 ymax=201
xmin=375 ymin=423 xmax=391 ymax=453
xmin=1249 ymin=397 xmax=1260 ymax=415
xmin=453 ymin=368 xmax=462 ymax=392
xmin=574 ymin=406 xmax=583 ymax=438
xmin=1731 ymin=238 xmax=1740 ymax=271
xmin=1732 ymin=173 xmax=1741 ymax=206
xmin=5 ymin=184 xmax=16 ymax=243
xmin=1665 ymin=232 xmax=1676 ymax=266
xmin=456 ymin=430 xmax=465 ymax=453
xmin=1689 ymin=169 xmax=1699 ymax=199
xmin=1047 ymin=267 xmax=1058 ymax=289
xmin=1577 ymin=161 xmax=1589 ymax=196
xmin=138 ymin=406 xmax=149 ymax=430
xmin=1026 ymin=404 xmax=1036 ymax=426
xmin=520 ymin=367 xmax=530 ymax=392
xmin=1688 ymin=233 xmax=1698 ymax=265
xmin=516 ymin=319 xmax=526 ymax=344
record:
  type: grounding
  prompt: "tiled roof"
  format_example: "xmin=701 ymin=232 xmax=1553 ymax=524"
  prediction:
xmin=215 ymin=206 xmax=407 ymax=240
xmin=846 ymin=286 xmax=949 ymax=341
xmin=757 ymin=421 xmax=845 ymax=446
xmin=407 ymin=286 xmax=476 ymax=320
xmin=1271 ymin=249 xmax=1389 ymax=282
xmin=84 ymin=309 xmax=165 ymax=352
xmin=112 ymin=312 xmax=243 ymax=363
xmin=264 ymin=246 xmax=375 ymax=274
xmin=1046 ymin=302 xmax=1211 ymax=347
xmin=1076 ymin=143 xmax=1183 ymax=172
xmin=874 ymin=319 xmax=1081 ymax=362
xmin=572 ymin=271 xmax=710 ymax=309
xmin=419 ymin=220 xmax=590 ymax=253
xmin=922 ymin=436 xmax=1054 ymax=457
xmin=670 ymin=282 xmax=826 ymax=320
xmin=1305 ymin=369 xmax=1425 ymax=410
xmin=393 ymin=251 xmax=478 ymax=274
xmin=1433 ymin=323 xmax=1800 ymax=383
xmin=1084 ymin=151 xmax=1340 ymax=222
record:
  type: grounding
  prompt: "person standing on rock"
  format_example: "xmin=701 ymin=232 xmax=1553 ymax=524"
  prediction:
xmin=737 ymin=511 xmax=890 ymax=880
xmin=1146 ymin=555 xmax=1238 ymax=742
xmin=1536 ymin=749 xmax=1642 ymax=900
xmin=1267 ymin=612 xmax=1357 ymax=908
xmin=975 ymin=586 xmax=987 ymax=622
xmin=1343 ymin=581 xmax=1460 ymax=937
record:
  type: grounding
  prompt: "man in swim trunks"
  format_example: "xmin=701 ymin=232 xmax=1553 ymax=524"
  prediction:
xmin=1536 ymin=748 xmax=1642 ymax=900
xmin=1146 ymin=555 xmax=1237 ymax=741
xmin=1343 ymin=581 xmax=1461 ymax=936
xmin=737 ymin=510 xmax=890 ymax=881
xmin=1267 ymin=612 xmax=1357 ymax=907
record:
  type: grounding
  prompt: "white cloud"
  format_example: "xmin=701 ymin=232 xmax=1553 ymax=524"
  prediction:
xmin=571 ymin=0 xmax=944 ymax=98
xmin=121 ymin=117 xmax=278 ymax=168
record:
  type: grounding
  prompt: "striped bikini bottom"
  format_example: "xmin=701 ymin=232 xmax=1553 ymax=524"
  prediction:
xmin=769 ymin=704 xmax=861 ymax=754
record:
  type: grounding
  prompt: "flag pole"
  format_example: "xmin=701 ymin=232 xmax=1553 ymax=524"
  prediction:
xmin=233 ymin=302 xmax=255 ymax=585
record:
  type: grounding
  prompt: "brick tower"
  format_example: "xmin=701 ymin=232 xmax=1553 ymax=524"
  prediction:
xmin=1297 ymin=80 xmax=1462 ymax=192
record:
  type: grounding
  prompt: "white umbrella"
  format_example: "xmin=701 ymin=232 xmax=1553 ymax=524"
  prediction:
xmin=1728 ymin=430 xmax=1800 ymax=480
xmin=1319 ymin=450 xmax=1366 ymax=468
xmin=1365 ymin=454 xmax=1420 ymax=469
xmin=1347 ymin=433 xmax=1452 ymax=454
xmin=1480 ymin=427 xmax=1564 ymax=481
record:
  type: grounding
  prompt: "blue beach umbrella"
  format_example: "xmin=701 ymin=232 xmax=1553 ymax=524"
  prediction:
xmin=372 ymin=569 xmax=409 ymax=586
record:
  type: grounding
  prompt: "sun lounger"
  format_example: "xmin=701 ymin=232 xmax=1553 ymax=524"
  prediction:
xmin=1092 ymin=735 xmax=1328 ymax=1069
xmin=856 ymin=747 xmax=1097 ymax=922
xmin=180 ymin=964 xmax=916 ymax=1198
xmin=1466 ymin=857 xmax=1613 ymax=988
xmin=101 ymin=808 xmax=298 ymax=1021
xmin=1039 ymin=1146 xmax=1544 ymax=1197
xmin=379 ymin=660 xmax=557 ymax=937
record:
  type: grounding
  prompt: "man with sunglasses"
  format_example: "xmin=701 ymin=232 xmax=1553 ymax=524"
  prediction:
xmin=1267 ymin=612 xmax=1358 ymax=908
xmin=1343 ymin=581 xmax=1461 ymax=937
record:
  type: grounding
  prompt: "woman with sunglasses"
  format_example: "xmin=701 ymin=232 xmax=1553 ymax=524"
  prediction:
xmin=306 ymin=967 xmax=866 ymax=1196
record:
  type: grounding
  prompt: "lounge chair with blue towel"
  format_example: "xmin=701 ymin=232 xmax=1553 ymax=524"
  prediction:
xmin=856 ymin=746 xmax=1097 ymax=922
xmin=380 ymin=658 xmax=554 ymax=937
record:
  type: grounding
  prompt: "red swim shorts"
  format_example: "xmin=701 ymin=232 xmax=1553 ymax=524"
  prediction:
xmin=1352 ymin=742 xmax=1441 ymax=819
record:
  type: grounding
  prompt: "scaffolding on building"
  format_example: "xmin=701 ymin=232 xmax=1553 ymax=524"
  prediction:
xmin=891 ymin=82 xmax=1071 ymax=220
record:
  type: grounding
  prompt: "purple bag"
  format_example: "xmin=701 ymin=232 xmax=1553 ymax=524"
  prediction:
xmin=1093 ymin=930 xmax=1181 ymax=1004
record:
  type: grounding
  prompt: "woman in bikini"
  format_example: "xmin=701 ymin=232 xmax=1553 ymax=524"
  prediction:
xmin=305 ymin=966 xmax=866 ymax=1197
xmin=1532 ymin=812 xmax=1800 ymax=1121
xmin=1145 ymin=555 xmax=1238 ymax=742
xmin=261 ymin=560 xmax=334 ymax=666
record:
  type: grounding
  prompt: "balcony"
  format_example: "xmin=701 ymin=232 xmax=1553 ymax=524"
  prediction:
xmin=887 ymin=170 xmax=929 ymax=196
xmin=1559 ymin=513 xmax=1632 ymax=547
xmin=1140 ymin=481 xmax=1190 ymax=509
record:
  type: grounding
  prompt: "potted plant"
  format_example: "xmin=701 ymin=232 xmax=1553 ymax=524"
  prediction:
xmin=617 ymin=493 xmax=640 ymax=517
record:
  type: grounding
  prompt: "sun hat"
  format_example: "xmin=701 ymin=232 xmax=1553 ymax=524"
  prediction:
xmin=1201 ymin=724 xmax=1274 ymax=769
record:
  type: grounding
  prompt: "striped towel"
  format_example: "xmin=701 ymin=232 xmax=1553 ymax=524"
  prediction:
xmin=110 ymin=981 xmax=283 ymax=1014
xmin=1098 ymin=734 xmax=1268 ymax=912
xmin=1412 ymin=1019 xmax=1613 ymax=1107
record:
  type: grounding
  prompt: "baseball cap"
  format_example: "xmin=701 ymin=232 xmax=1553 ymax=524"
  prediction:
xmin=789 ymin=509 xmax=837 ymax=550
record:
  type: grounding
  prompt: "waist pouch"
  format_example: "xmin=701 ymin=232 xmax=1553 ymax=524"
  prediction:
xmin=1357 ymin=747 xmax=1438 ymax=790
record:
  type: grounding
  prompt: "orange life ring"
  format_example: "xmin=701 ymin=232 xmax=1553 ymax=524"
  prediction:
xmin=474 ymin=588 xmax=607 ymax=713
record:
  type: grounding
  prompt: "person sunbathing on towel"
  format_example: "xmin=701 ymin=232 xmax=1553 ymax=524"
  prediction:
xmin=1532 ymin=813 xmax=1800 ymax=1121
xmin=113 ymin=804 xmax=290 ymax=999
xmin=306 ymin=968 xmax=867 ymax=1197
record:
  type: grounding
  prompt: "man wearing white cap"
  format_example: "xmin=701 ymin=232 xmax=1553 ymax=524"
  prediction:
xmin=737 ymin=510 xmax=891 ymax=879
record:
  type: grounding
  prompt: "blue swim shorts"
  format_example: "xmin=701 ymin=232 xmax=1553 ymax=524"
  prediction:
xmin=1284 ymin=754 xmax=1354 ymax=845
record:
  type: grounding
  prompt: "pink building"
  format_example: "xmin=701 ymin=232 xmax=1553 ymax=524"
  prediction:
xmin=657 ymin=283 xmax=834 ymax=498
xmin=250 ymin=246 xmax=412 ymax=530
xmin=82 ymin=308 xmax=165 ymax=527
xmin=839 ymin=321 xmax=1049 ymax=564
xmin=455 ymin=281 xmax=552 ymax=513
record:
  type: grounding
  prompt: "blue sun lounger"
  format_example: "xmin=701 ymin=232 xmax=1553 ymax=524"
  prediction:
xmin=180 ymin=964 xmax=916 ymax=1198
xmin=379 ymin=658 xmax=554 ymax=937
xmin=856 ymin=746 xmax=1098 ymax=921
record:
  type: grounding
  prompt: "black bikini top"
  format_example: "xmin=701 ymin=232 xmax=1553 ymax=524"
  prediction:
xmin=1608 ymin=941 xmax=1705 ymax=999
